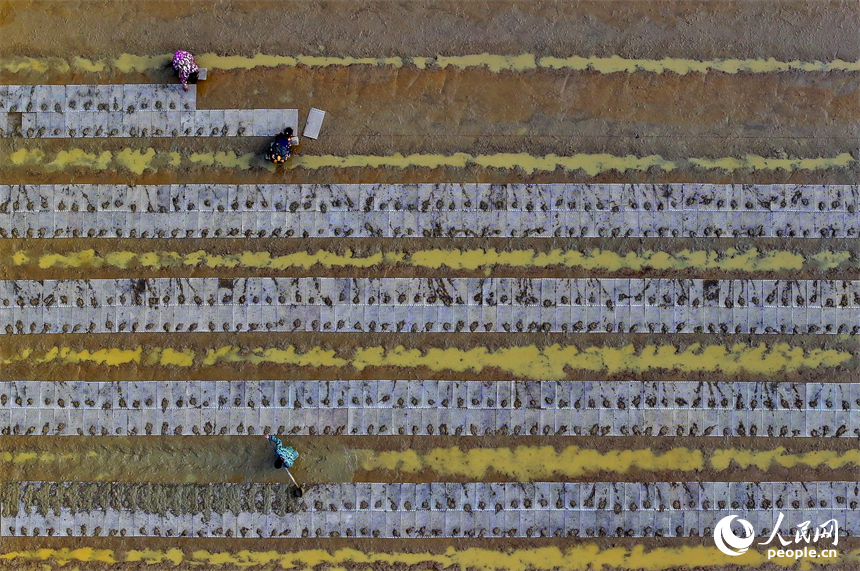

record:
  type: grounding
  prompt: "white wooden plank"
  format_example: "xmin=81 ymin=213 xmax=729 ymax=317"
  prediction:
xmin=303 ymin=107 xmax=325 ymax=139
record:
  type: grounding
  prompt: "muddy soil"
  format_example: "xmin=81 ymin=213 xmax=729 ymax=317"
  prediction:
xmin=3 ymin=435 xmax=860 ymax=486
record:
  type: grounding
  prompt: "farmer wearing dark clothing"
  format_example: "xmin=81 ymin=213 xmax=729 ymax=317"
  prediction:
xmin=265 ymin=127 xmax=296 ymax=164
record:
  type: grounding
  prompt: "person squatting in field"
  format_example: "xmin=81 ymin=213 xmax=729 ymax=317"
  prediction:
xmin=172 ymin=50 xmax=199 ymax=92
xmin=264 ymin=434 xmax=299 ymax=469
xmin=265 ymin=127 xmax=296 ymax=163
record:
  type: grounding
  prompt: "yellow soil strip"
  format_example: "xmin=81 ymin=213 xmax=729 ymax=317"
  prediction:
xmin=10 ymin=247 xmax=852 ymax=273
xmin=297 ymin=153 xmax=857 ymax=174
xmin=4 ymin=52 xmax=860 ymax=74
xmin=359 ymin=446 xmax=860 ymax=480
xmin=709 ymin=447 xmax=860 ymax=471
xmin=0 ymin=544 xmax=854 ymax=570
xmin=4 ymin=438 xmax=859 ymax=484
xmin=1 ymin=343 xmax=852 ymax=379
xmin=6 ymin=148 xmax=258 ymax=175
xmin=5 ymin=148 xmax=856 ymax=175
xmin=687 ymin=155 xmax=858 ymax=171
xmin=360 ymin=446 xmax=706 ymax=478
xmin=13 ymin=249 xmax=404 ymax=271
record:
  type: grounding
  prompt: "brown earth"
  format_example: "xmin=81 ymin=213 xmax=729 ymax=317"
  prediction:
xmin=2 ymin=0 xmax=859 ymax=61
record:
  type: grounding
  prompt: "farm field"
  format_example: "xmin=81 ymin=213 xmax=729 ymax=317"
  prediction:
xmin=1 ymin=1 xmax=859 ymax=570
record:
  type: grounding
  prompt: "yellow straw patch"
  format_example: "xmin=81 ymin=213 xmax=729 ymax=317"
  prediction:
xmin=4 ymin=52 xmax=859 ymax=74
xmin=10 ymin=248 xmax=850 ymax=274
xmin=1 ymin=343 xmax=852 ymax=379
xmin=3 ymin=148 xmax=854 ymax=174
xmin=0 ymin=544 xmax=854 ymax=570
xmin=358 ymin=445 xmax=860 ymax=478
xmin=710 ymin=447 xmax=860 ymax=471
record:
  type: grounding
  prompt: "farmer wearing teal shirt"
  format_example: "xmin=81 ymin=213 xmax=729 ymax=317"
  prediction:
xmin=263 ymin=433 xmax=303 ymax=496
xmin=264 ymin=434 xmax=298 ymax=469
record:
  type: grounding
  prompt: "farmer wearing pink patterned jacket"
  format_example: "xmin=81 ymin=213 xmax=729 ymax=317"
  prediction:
xmin=172 ymin=50 xmax=199 ymax=91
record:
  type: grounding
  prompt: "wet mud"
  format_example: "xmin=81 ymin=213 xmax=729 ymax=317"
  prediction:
xmin=3 ymin=435 xmax=860 ymax=485
xmin=1 ymin=435 xmax=357 ymax=484
xmin=2 ymin=481 xmax=301 ymax=521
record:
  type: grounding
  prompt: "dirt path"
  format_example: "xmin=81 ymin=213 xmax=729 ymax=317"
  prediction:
xmin=3 ymin=1 xmax=857 ymax=61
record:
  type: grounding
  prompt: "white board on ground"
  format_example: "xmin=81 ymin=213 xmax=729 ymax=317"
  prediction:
xmin=303 ymin=107 xmax=325 ymax=139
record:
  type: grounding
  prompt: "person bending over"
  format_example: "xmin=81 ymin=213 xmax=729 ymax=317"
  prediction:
xmin=172 ymin=50 xmax=200 ymax=92
xmin=265 ymin=127 xmax=297 ymax=164
xmin=264 ymin=434 xmax=299 ymax=469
